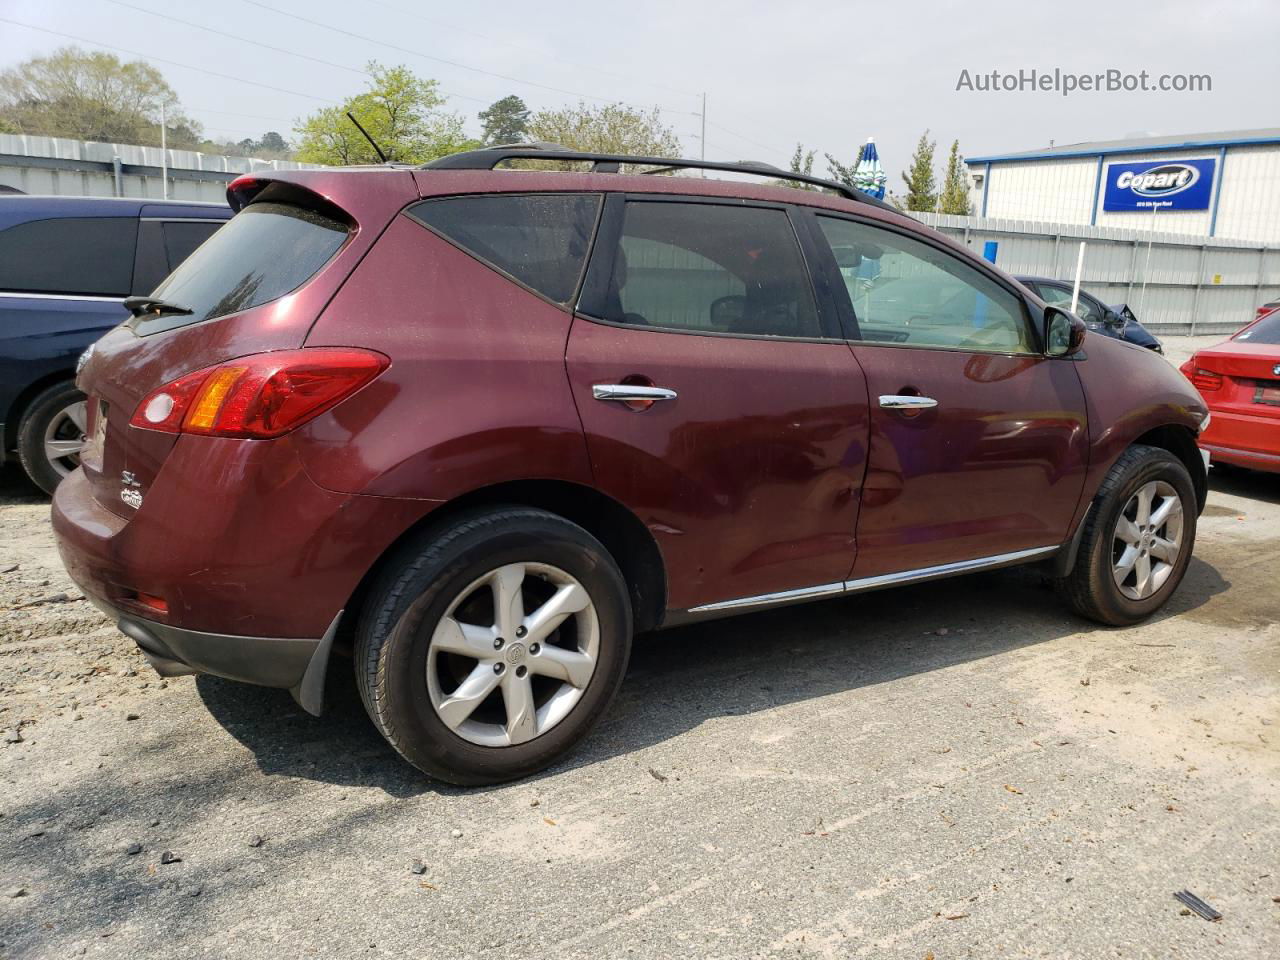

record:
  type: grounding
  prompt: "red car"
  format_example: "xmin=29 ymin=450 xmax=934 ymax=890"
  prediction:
xmin=53 ymin=147 xmax=1209 ymax=784
xmin=1181 ymin=308 xmax=1280 ymax=472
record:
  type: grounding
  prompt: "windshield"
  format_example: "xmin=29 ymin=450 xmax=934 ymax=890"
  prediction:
xmin=1236 ymin=309 xmax=1280 ymax=345
xmin=132 ymin=201 xmax=349 ymax=336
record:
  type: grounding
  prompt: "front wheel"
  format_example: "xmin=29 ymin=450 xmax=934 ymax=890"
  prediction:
xmin=1056 ymin=444 xmax=1197 ymax=625
xmin=355 ymin=507 xmax=632 ymax=785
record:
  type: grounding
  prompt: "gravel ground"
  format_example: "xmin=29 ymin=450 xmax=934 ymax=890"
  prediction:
xmin=2 ymin=334 xmax=1277 ymax=959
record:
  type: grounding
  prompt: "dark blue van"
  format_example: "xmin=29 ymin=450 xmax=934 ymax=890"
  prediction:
xmin=0 ymin=196 xmax=231 ymax=493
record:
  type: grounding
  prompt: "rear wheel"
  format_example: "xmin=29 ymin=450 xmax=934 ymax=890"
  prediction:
xmin=1057 ymin=444 xmax=1197 ymax=625
xmin=355 ymin=507 xmax=632 ymax=785
xmin=16 ymin=381 xmax=87 ymax=496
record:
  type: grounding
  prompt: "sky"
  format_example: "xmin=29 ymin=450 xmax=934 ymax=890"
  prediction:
xmin=1 ymin=0 xmax=1277 ymax=179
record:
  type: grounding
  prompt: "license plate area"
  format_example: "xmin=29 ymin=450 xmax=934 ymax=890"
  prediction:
xmin=1254 ymin=381 xmax=1280 ymax=407
xmin=85 ymin=398 xmax=109 ymax=463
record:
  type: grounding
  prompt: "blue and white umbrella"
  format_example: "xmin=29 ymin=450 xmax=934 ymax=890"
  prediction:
xmin=853 ymin=137 xmax=886 ymax=199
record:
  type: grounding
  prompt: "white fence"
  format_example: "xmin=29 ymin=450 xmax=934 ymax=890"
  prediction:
xmin=914 ymin=212 xmax=1280 ymax=335
xmin=0 ymin=134 xmax=328 ymax=204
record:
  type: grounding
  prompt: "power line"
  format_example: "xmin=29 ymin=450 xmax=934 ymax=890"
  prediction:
xmin=237 ymin=0 xmax=699 ymax=115
xmin=359 ymin=0 xmax=699 ymax=100
xmin=0 ymin=16 xmax=341 ymax=105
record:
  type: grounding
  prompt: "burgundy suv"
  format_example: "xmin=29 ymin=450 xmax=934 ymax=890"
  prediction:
xmin=53 ymin=147 xmax=1209 ymax=784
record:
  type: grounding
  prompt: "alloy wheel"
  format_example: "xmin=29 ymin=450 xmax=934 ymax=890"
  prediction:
xmin=1112 ymin=480 xmax=1183 ymax=601
xmin=43 ymin=400 xmax=88 ymax=479
xmin=425 ymin=562 xmax=599 ymax=747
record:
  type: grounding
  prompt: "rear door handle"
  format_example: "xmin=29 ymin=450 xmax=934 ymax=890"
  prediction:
xmin=593 ymin=384 xmax=678 ymax=402
xmin=879 ymin=394 xmax=938 ymax=409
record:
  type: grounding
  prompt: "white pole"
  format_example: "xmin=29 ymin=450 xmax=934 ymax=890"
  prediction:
xmin=1070 ymin=240 xmax=1086 ymax=314
xmin=1138 ymin=203 xmax=1156 ymax=316
xmin=160 ymin=101 xmax=168 ymax=200
xmin=700 ymin=92 xmax=706 ymax=162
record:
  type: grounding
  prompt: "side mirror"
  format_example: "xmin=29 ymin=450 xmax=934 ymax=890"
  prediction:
xmin=1045 ymin=306 xmax=1087 ymax=357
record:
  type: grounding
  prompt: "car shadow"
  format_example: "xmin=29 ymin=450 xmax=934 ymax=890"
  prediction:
xmin=1208 ymin=465 xmax=1280 ymax=505
xmin=196 ymin=554 xmax=1230 ymax=793
xmin=0 ymin=462 xmax=46 ymax=505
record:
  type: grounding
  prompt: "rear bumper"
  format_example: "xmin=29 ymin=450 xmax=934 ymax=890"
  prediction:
xmin=1200 ymin=407 xmax=1280 ymax=474
xmin=109 ymin=600 xmax=340 ymax=715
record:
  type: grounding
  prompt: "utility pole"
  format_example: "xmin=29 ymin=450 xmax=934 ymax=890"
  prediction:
xmin=700 ymin=92 xmax=706 ymax=162
xmin=160 ymin=100 xmax=168 ymax=200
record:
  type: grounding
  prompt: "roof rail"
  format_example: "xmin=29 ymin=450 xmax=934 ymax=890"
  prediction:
xmin=422 ymin=144 xmax=895 ymax=210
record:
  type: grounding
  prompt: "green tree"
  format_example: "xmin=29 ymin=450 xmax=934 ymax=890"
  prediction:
xmin=900 ymin=130 xmax=938 ymax=212
xmin=938 ymin=139 xmax=971 ymax=215
xmin=775 ymin=143 xmax=816 ymax=189
xmin=0 ymin=46 xmax=201 ymax=148
xmin=526 ymin=102 xmax=680 ymax=159
xmin=825 ymin=143 xmax=866 ymax=189
xmin=294 ymin=63 xmax=477 ymax=165
xmin=478 ymin=95 xmax=530 ymax=145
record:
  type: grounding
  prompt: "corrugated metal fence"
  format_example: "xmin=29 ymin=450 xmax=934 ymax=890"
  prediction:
xmin=0 ymin=134 xmax=328 ymax=204
xmin=914 ymin=212 xmax=1280 ymax=335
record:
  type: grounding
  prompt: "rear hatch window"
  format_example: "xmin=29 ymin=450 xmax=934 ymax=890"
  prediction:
xmin=130 ymin=201 xmax=349 ymax=336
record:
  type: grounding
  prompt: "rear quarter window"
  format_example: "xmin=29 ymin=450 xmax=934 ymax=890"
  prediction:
xmin=133 ymin=201 xmax=348 ymax=336
xmin=0 ymin=217 xmax=138 ymax=296
xmin=406 ymin=194 xmax=600 ymax=305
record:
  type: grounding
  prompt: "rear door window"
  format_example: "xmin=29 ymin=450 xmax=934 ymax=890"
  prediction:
xmin=162 ymin=220 xmax=222 ymax=269
xmin=593 ymin=200 xmax=823 ymax=339
xmin=407 ymin=194 xmax=600 ymax=305
xmin=0 ymin=217 xmax=137 ymax=296
xmin=135 ymin=202 xmax=349 ymax=335
xmin=132 ymin=219 xmax=225 ymax=295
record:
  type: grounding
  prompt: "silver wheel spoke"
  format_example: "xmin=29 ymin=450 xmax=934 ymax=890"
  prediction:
xmin=530 ymin=645 xmax=594 ymax=688
xmin=1133 ymin=552 xmax=1153 ymax=597
xmin=502 ymin=673 xmax=538 ymax=744
xmin=437 ymin=663 xmax=501 ymax=730
xmin=1148 ymin=495 xmax=1181 ymax=531
xmin=66 ymin=401 xmax=88 ymax=434
xmin=1114 ymin=514 xmax=1141 ymax=546
xmin=1114 ymin=544 xmax=1138 ymax=583
xmin=490 ymin=564 xmax=526 ymax=640
xmin=1149 ymin=536 xmax=1178 ymax=564
xmin=432 ymin=616 xmax=495 ymax=658
xmin=522 ymin=582 xmax=590 ymax=645
xmin=1133 ymin=483 xmax=1155 ymax=526
xmin=45 ymin=438 xmax=83 ymax=459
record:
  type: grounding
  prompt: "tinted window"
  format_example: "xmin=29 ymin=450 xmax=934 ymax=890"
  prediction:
xmin=819 ymin=217 xmax=1032 ymax=353
xmin=137 ymin=202 xmax=348 ymax=335
xmin=1237 ymin=309 xmax=1280 ymax=344
xmin=0 ymin=217 xmax=137 ymax=296
xmin=162 ymin=220 xmax=222 ymax=270
xmin=408 ymin=194 xmax=600 ymax=304
xmin=601 ymin=201 xmax=821 ymax=338
xmin=1036 ymin=282 xmax=1104 ymax=323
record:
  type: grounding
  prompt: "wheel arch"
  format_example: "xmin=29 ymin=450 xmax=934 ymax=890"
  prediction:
xmin=342 ymin=479 xmax=668 ymax=643
xmin=1132 ymin=424 xmax=1206 ymax=513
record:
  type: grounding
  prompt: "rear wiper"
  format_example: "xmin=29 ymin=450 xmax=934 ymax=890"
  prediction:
xmin=123 ymin=295 xmax=193 ymax=318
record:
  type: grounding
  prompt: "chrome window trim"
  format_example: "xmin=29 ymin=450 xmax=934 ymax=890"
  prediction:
xmin=0 ymin=291 xmax=125 ymax=303
xmin=686 ymin=545 xmax=1059 ymax=615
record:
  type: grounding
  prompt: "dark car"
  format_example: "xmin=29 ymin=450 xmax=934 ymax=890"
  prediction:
xmin=1 ymin=195 xmax=231 ymax=493
xmin=53 ymin=147 xmax=1209 ymax=785
xmin=1015 ymin=276 xmax=1162 ymax=353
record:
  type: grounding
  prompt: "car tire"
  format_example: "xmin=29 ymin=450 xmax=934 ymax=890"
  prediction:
xmin=355 ymin=506 xmax=633 ymax=785
xmin=1056 ymin=444 xmax=1197 ymax=626
xmin=16 ymin=381 xmax=88 ymax=496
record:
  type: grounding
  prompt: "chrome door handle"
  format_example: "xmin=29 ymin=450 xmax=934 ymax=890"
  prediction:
xmin=592 ymin=384 xmax=678 ymax=402
xmin=879 ymin=394 xmax=938 ymax=410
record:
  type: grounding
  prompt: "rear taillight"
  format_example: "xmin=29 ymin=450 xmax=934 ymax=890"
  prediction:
xmin=1190 ymin=368 xmax=1224 ymax=392
xmin=130 ymin=348 xmax=388 ymax=439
